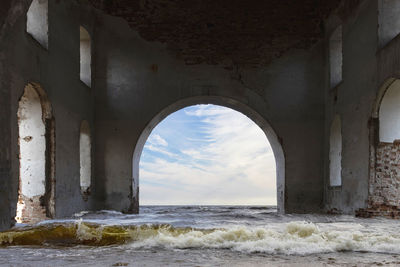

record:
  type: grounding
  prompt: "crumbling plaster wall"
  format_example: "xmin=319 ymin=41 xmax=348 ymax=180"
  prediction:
xmin=94 ymin=11 xmax=327 ymax=214
xmin=0 ymin=0 xmax=96 ymax=230
xmin=324 ymin=0 xmax=378 ymax=213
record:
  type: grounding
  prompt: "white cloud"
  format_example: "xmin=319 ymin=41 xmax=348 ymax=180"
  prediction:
xmin=140 ymin=105 xmax=277 ymax=205
xmin=147 ymin=134 xmax=168 ymax=146
xmin=143 ymin=144 xmax=177 ymax=158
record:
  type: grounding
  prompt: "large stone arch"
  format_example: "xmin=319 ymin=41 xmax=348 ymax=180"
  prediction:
xmin=132 ymin=96 xmax=285 ymax=213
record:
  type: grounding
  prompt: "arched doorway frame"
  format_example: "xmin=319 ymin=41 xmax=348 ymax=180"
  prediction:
xmin=370 ymin=78 xmax=398 ymax=186
xmin=132 ymin=96 xmax=285 ymax=213
xmin=16 ymin=82 xmax=55 ymax=222
xmin=368 ymin=77 xmax=400 ymax=210
xmin=371 ymin=78 xmax=397 ymax=119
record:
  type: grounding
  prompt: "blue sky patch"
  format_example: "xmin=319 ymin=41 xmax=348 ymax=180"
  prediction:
xmin=139 ymin=104 xmax=277 ymax=205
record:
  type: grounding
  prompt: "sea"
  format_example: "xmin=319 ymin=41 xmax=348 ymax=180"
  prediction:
xmin=1 ymin=205 xmax=400 ymax=266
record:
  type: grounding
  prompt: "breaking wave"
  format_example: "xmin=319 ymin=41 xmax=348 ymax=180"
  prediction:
xmin=1 ymin=220 xmax=400 ymax=255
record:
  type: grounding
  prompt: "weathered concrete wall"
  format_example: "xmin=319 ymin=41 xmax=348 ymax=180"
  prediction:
xmin=0 ymin=0 xmax=97 ymax=230
xmin=324 ymin=0 xmax=400 ymax=215
xmin=94 ymin=10 xmax=327 ymax=213
xmin=0 ymin=19 xmax=12 ymax=230
xmin=0 ymin=0 xmax=23 ymax=232
xmin=324 ymin=0 xmax=378 ymax=214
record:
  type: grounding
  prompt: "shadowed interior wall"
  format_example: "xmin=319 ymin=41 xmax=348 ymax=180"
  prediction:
xmin=0 ymin=4 xmax=12 ymax=228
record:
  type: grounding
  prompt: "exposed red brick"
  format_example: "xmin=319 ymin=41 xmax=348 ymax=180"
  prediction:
xmin=367 ymin=142 xmax=400 ymax=218
xmin=88 ymin=0 xmax=352 ymax=67
xmin=17 ymin=195 xmax=48 ymax=224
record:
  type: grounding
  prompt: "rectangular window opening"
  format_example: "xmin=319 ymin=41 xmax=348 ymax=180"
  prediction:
xmin=329 ymin=115 xmax=342 ymax=187
xmin=27 ymin=0 xmax=49 ymax=49
xmin=329 ymin=25 xmax=343 ymax=89
xmin=80 ymin=26 xmax=91 ymax=87
xmin=378 ymin=0 xmax=400 ymax=48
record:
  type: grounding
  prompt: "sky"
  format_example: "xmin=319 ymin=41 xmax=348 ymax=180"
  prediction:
xmin=139 ymin=104 xmax=277 ymax=206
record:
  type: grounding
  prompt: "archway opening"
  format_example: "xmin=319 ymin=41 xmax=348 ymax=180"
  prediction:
xmin=135 ymin=102 xmax=283 ymax=210
xmin=16 ymin=83 xmax=54 ymax=224
xmin=368 ymin=78 xmax=400 ymax=215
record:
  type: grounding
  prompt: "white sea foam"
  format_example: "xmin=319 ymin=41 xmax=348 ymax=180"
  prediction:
xmin=75 ymin=219 xmax=104 ymax=242
xmin=3 ymin=206 xmax=400 ymax=257
xmin=126 ymin=221 xmax=400 ymax=255
xmin=72 ymin=210 xmax=90 ymax=217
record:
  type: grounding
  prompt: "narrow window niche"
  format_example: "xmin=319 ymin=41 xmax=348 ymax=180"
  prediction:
xmin=27 ymin=0 xmax=48 ymax=49
xmin=329 ymin=25 xmax=343 ymax=88
xmin=329 ymin=115 xmax=342 ymax=187
xmin=378 ymin=0 xmax=400 ymax=48
xmin=80 ymin=120 xmax=91 ymax=198
xmin=16 ymin=83 xmax=54 ymax=223
xmin=80 ymin=26 xmax=91 ymax=87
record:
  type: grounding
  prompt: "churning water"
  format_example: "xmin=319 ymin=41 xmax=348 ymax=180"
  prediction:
xmin=1 ymin=206 xmax=400 ymax=266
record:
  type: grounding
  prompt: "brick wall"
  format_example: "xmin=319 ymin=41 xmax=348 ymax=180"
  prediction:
xmin=357 ymin=141 xmax=400 ymax=218
xmin=88 ymin=0 xmax=351 ymax=67
xmin=370 ymin=142 xmax=400 ymax=207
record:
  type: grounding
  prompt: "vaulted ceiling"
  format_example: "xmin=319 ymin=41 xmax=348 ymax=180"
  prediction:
xmin=88 ymin=0 xmax=357 ymax=67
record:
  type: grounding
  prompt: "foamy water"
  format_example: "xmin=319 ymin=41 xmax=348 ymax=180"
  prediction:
xmin=1 ymin=206 xmax=400 ymax=266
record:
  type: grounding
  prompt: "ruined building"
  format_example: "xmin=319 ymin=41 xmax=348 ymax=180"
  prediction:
xmin=1 ymin=0 xmax=400 ymax=230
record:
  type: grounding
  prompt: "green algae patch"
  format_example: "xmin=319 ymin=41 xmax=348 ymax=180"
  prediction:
xmin=0 ymin=224 xmax=77 ymax=246
xmin=0 ymin=222 xmax=214 ymax=247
